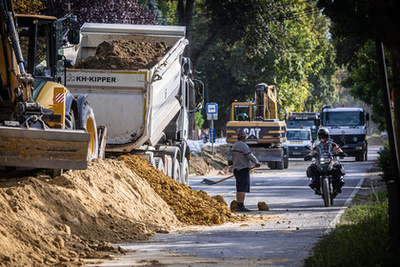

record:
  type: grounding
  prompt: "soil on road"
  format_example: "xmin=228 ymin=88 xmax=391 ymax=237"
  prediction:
xmin=0 ymin=154 xmax=236 ymax=266
xmin=0 ymin=137 xmax=385 ymax=266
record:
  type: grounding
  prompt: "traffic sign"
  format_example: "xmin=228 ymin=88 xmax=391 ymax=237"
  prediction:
xmin=206 ymin=103 xmax=218 ymax=120
xmin=206 ymin=103 xmax=218 ymax=114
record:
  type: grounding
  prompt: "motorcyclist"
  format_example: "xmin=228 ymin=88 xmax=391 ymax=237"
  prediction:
xmin=304 ymin=128 xmax=346 ymax=195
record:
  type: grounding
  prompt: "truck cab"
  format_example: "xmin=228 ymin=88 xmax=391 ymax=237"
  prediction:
xmin=285 ymin=112 xmax=319 ymax=141
xmin=320 ymin=106 xmax=369 ymax=161
xmin=283 ymin=128 xmax=313 ymax=158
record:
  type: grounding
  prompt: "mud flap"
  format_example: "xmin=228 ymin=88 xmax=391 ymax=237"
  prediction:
xmin=0 ymin=126 xmax=90 ymax=170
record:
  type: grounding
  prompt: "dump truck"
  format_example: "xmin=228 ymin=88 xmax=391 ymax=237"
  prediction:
xmin=66 ymin=23 xmax=203 ymax=185
xmin=320 ymin=106 xmax=369 ymax=161
xmin=225 ymin=83 xmax=288 ymax=169
xmin=0 ymin=0 xmax=104 ymax=175
xmin=285 ymin=112 xmax=320 ymax=141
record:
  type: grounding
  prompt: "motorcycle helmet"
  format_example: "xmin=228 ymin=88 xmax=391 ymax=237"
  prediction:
xmin=318 ymin=128 xmax=330 ymax=140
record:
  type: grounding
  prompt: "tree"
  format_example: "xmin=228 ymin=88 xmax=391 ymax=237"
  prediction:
xmin=318 ymin=0 xmax=400 ymax=254
xmin=40 ymin=0 xmax=157 ymax=25
xmin=14 ymin=0 xmax=42 ymax=14
xmin=191 ymin=1 xmax=338 ymax=132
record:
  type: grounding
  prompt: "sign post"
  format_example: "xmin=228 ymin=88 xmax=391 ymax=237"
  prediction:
xmin=206 ymin=103 xmax=218 ymax=155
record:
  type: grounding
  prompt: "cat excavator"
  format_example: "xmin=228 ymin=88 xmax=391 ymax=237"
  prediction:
xmin=0 ymin=0 xmax=104 ymax=173
xmin=226 ymin=83 xmax=288 ymax=169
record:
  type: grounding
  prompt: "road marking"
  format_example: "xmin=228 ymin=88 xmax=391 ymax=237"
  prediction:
xmin=326 ymin=176 xmax=365 ymax=233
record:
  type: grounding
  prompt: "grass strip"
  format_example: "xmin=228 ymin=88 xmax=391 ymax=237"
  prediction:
xmin=305 ymin=195 xmax=400 ymax=266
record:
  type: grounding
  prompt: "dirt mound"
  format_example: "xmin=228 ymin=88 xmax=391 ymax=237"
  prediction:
xmin=0 ymin=154 xmax=237 ymax=266
xmin=190 ymin=144 xmax=232 ymax=176
xmin=74 ymin=40 xmax=169 ymax=70
xmin=0 ymin=158 xmax=180 ymax=266
xmin=120 ymin=155 xmax=233 ymax=225
xmin=367 ymin=136 xmax=385 ymax=146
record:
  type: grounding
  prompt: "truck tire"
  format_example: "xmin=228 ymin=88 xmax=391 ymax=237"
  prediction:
xmin=81 ymin=101 xmax=98 ymax=161
xmin=97 ymin=126 xmax=107 ymax=160
xmin=267 ymin=162 xmax=276 ymax=169
xmin=276 ymin=160 xmax=283 ymax=170
xmin=172 ymin=160 xmax=181 ymax=182
xmin=65 ymin=109 xmax=75 ymax=130
xmin=182 ymin=157 xmax=189 ymax=186
xmin=154 ymin=157 xmax=165 ymax=174
xmin=355 ymin=152 xmax=366 ymax=162
xmin=284 ymin=156 xmax=289 ymax=169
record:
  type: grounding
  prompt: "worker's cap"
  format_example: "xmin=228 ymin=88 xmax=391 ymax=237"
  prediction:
xmin=237 ymin=130 xmax=247 ymax=139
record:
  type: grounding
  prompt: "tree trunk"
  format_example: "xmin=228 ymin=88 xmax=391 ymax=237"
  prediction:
xmin=375 ymin=39 xmax=400 ymax=254
xmin=390 ymin=53 xmax=400 ymax=253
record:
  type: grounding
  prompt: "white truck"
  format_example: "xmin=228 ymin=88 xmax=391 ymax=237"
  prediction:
xmin=65 ymin=23 xmax=203 ymax=184
xmin=285 ymin=112 xmax=320 ymax=141
xmin=283 ymin=128 xmax=313 ymax=158
xmin=320 ymin=106 xmax=369 ymax=161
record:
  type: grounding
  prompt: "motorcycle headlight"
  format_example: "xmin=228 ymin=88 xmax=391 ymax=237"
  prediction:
xmin=320 ymin=157 xmax=331 ymax=164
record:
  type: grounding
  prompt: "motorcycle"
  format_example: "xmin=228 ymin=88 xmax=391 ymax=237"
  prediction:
xmin=304 ymin=143 xmax=346 ymax=207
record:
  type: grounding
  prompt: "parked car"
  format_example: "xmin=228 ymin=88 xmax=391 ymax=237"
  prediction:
xmin=283 ymin=128 xmax=313 ymax=158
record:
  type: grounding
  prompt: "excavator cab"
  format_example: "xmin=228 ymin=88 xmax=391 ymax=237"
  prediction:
xmin=0 ymin=1 xmax=101 ymax=172
xmin=16 ymin=14 xmax=79 ymax=93
xmin=225 ymin=83 xmax=288 ymax=169
xmin=231 ymin=102 xmax=252 ymax=121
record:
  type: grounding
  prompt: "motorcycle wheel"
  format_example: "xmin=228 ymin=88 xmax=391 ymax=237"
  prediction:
xmin=322 ymin=178 xmax=332 ymax=207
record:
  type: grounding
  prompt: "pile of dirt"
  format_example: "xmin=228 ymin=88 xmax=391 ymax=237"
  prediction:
xmin=120 ymin=155 xmax=233 ymax=225
xmin=367 ymin=136 xmax=385 ymax=146
xmin=74 ymin=40 xmax=170 ymax=70
xmin=190 ymin=144 xmax=232 ymax=176
xmin=0 ymin=154 xmax=236 ymax=266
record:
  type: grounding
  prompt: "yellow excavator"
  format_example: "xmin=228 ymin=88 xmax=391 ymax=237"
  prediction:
xmin=0 ymin=0 xmax=104 ymax=173
xmin=225 ymin=83 xmax=288 ymax=169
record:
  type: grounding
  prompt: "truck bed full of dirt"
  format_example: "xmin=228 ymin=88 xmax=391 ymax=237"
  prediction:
xmin=73 ymin=40 xmax=170 ymax=70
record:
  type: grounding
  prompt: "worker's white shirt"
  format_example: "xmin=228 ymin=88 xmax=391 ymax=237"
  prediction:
xmin=231 ymin=141 xmax=259 ymax=171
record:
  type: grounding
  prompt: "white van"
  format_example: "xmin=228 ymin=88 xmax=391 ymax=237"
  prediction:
xmin=284 ymin=128 xmax=313 ymax=158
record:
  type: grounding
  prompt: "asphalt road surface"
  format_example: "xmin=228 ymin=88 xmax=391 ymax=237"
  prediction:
xmin=87 ymin=146 xmax=382 ymax=267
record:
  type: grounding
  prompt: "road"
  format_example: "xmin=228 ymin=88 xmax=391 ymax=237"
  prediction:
xmin=87 ymin=146 xmax=382 ymax=267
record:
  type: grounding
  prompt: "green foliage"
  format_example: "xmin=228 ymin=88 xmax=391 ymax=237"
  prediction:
xmin=346 ymin=41 xmax=389 ymax=130
xmin=40 ymin=0 xmax=157 ymax=24
xmin=377 ymin=141 xmax=393 ymax=183
xmin=305 ymin=198 xmax=400 ymax=267
xmin=191 ymin=0 xmax=339 ymax=129
xmin=317 ymin=0 xmax=388 ymax=130
xmin=194 ymin=111 xmax=204 ymax=130
xmin=142 ymin=0 xmax=178 ymax=25
xmin=14 ymin=0 xmax=42 ymax=14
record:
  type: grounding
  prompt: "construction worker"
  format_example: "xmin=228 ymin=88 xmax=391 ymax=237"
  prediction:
xmin=231 ymin=130 xmax=261 ymax=212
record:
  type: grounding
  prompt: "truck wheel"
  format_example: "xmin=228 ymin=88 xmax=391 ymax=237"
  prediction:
xmin=172 ymin=160 xmax=181 ymax=182
xmin=154 ymin=157 xmax=165 ymax=174
xmin=182 ymin=157 xmax=189 ymax=186
xmin=276 ymin=160 xmax=283 ymax=170
xmin=97 ymin=126 xmax=107 ymax=160
xmin=355 ymin=152 xmax=366 ymax=162
xmin=284 ymin=156 xmax=289 ymax=169
xmin=65 ymin=109 xmax=75 ymax=130
xmin=82 ymin=102 xmax=98 ymax=161
xmin=267 ymin=162 xmax=276 ymax=169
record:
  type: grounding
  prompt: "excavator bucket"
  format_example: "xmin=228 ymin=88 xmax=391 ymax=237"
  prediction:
xmin=0 ymin=126 xmax=90 ymax=170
